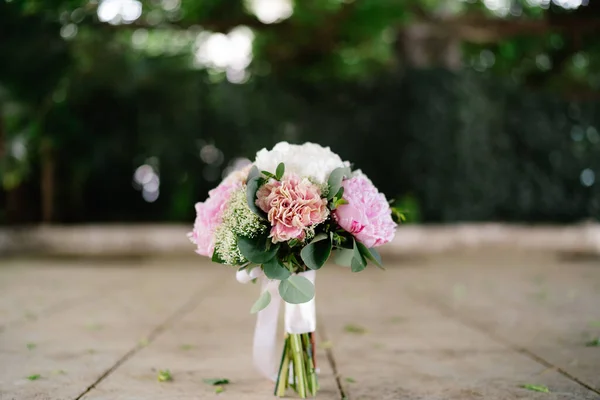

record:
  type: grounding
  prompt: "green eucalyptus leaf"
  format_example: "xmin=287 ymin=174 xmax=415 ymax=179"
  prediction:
xmin=300 ymin=233 xmax=332 ymax=270
xmin=327 ymin=167 xmax=352 ymax=200
xmin=278 ymin=276 xmax=315 ymax=304
xmin=246 ymin=176 xmax=266 ymax=218
xmin=263 ymin=256 xmax=291 ymax=280
xmin=334 ymin=248 xmax=354 ymax=267
xmin=250 ymin=291 xmax=271 ymax=314
xmin=356 ymin=242 xmax=384 ymax=269
xmin=351 ymin=240 xmax=367 ymax=272
xmin=275 ymin=162 xmax=285 ymax=180
xmin=247 ymin=165 xmax=260 ymax=181
xmin=237 ymin=235 xmax=279 ymax=264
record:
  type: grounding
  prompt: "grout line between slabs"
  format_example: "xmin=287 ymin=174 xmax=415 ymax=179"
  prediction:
xmin=406 ymin=288 xmax=600 ymax=396
xmin=72 ymin=279 xmax=222 ymax=400
xmin=317 ymin=315 xmax=348 ymax=400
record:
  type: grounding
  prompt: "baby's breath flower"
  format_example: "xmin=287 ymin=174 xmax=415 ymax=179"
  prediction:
xmin=308 ymin=177 xmax=329 ymax=198
xmin=214 ymin=188 xmax=266 ymax=265
xmin=214 ymin=226 xmax=244 ymax=265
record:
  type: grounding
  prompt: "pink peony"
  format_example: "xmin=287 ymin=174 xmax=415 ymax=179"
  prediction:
xmin=333 ymin=176 xmax=396 ymax=248
xmin=188 ymin=167 xmax=250 ymax=256
xmin=256 ymin=175 xmax=328 ymax=243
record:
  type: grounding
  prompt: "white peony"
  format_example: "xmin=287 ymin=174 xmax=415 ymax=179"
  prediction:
xmin=254 ymin=142 xmax=349 ymax=184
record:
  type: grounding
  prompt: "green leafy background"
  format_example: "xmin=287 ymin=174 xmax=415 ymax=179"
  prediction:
xmin=1 ymin=0 xmax=599 ymax=224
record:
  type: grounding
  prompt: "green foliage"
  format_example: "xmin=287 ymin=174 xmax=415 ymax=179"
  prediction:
xmin=356 ymin=242 xmax=383 ymax=269
xmin=327 ymin=167 xmax=352 ymax=201
xmin=585 ymin=338 xmax=600 ymax=347
xmin=278 ymin=275 xmax=315 ymax=304
xmin=250 ymin=290 xmax=271 ymax=314
xmin=237 ymin=234 xmax=279 ymax=264
xmin=300 ymin=233 xmax=332 ymax=270
xmin=520 ymin=384 xmax=550 ymax=393
xmin=333 ymin=248 xmax=354 ymax=268
xmin=263 ymin=257 xmax=291 ymax=280
xmin=246 ymin=176 xmax=267 ymax=219
xmin=275 ymin=162 xmax=285 ymax=180
xmin=26 ymin=374 xmax=41 ymax=381
xmin=351 ymin=239 xmax=367 ymax=273
xmin=157 ymin=370 xmax=173 ymax=382
xmin=203 ymin=378 xmax=230 ymax=385
xmin=343 ymin=324 xmax=367 ymax=334
xmin=2 ymin=0 xmax=599 ymax=225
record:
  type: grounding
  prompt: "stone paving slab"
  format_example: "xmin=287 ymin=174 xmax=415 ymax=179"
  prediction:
xmin=0 ymin=265 xmax=219 ymax=400
xmin=81 ymin=268 xmax=340 ymax=400
xmin=317 ymin=265 xmax=599 ymax=400
xmin=396 ymin=250 xmax=600 ymax=393
xmin=0 ymin=251 xmax=598 ymax=400
xmin=0 ymin=259 xmax=135 ymax=330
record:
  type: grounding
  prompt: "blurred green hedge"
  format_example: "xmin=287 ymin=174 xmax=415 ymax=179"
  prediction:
xmin=3 ymin=69 xmax=599 ymax=224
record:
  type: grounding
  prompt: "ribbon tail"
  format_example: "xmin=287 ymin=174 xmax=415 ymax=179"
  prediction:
xmin=252 ymin=276 xmax=281 ymax=381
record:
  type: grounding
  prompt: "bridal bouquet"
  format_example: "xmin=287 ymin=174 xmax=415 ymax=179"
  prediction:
xmin=189 ymin=142 xmax=399 ymax=398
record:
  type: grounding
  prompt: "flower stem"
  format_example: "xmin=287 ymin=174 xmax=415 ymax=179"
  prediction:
xmin=290 ymin=334 xmax=307 ymax=398
xmin=275 ymin=335 xmax=290 ymax=397
xmin=303 ymin=333 xmax=318 ymax=396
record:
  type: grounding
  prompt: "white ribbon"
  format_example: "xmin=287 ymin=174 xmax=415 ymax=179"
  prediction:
xmin=236 ymin=268 xmax=316 ymax=381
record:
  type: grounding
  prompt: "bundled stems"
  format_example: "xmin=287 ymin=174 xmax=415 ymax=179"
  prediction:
xmin=274 ymin=333 xmax=319 ymax=398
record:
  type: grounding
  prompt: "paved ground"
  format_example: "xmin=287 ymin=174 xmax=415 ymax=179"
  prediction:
xmin=0 ymin=250 xmax=599 ymax=400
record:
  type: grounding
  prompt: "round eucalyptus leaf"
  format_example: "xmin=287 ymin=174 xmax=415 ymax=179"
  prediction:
xmin=250 ymin=290 xmax=271 ymax=314
xmin=263 ymin=257 xmax=291 ymax=280
xmin=237 ymin=235 xmax=279 ymax=264
xmin=278 ymin=275 xmax=315 ymax=304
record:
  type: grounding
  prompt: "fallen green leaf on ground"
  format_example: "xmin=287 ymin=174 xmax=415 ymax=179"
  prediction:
xmin=344 ymin=324 xmax=367 ymax=334
xmin=215 ymin=385 xmax=225 ymax=394
xmin=585 ymin=338 xmax=600 ymax=347
xmin=27 ymin=374 xmax=41 ymax=381
xmin=453 ymin=284 xmax=467 ymax=299
xmin=319 ymin=340 xmax=333 ymax=349
xmin=345 ymin=377 xmax=356 ymax=383
xmin=24 ymin=312 xmax=37 ymax=320
xmin=85 ymin=323 xmax=103 ymax=331
xmin=138 ymin=338 xmax=149 ymax=347
xmin=204 ymin=378 xmax=230 ymax=385
xmin=180 ymin=344 xmax=194 ymax=350
xmin=521 ymin=384 xmax=550 ymax=393
xmin=534 ymin=290 xmax=548 ymax=301
xmin=26 ymin=343 xmax=36 ymax=350
xmin=157 ymin=370 xmax=173 ymax=382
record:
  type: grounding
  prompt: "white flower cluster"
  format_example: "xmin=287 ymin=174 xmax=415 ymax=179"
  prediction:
xmin=254 ymin=142 xmax=349 ymax=184
xmin=214 ymin=188 xmax=266 ymax=265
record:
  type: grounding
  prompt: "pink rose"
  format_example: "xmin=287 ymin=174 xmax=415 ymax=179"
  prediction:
xmin=333 ymin=176 xmax=396 ymax=248
xmin=256 ymin=174 xmax=328 ymax=243
xmin=188 ymin=166 xmax=250 ymax=256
